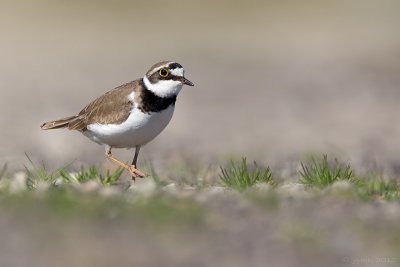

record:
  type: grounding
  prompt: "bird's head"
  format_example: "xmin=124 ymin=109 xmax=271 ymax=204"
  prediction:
xmin=143 ymin=61 xmax=194 ymax=98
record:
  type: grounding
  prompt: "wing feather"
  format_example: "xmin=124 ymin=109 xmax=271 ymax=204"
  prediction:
xmin=71 ymin=80 xmax=139 ymax=131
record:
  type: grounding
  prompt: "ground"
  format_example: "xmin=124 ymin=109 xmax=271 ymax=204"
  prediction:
xmin=0 ymin=156 xmax=399 ymax=267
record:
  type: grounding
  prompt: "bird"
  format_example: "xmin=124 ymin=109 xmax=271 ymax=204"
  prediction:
xmin=41 ymin=61 xmax=194 ymax=180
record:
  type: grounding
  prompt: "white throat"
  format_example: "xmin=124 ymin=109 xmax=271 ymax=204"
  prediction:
xmin=143 ymin=76 xmax=182 ymax=98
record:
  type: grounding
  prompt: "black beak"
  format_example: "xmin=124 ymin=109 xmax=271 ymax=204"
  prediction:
xmin=181 ymin=77 xmax=194 ymax=86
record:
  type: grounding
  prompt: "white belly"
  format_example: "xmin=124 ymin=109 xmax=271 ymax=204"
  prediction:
xmin=83 ymin=105 xmax=175 ymax=148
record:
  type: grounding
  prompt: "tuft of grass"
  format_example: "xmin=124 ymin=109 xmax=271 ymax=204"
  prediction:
xmin=60 ymin=166 xmax=124 ymax=186
xmin=25 ymin=154 xmax=123 ymax=188
xmin=358 ymin=176 xmax=400 ymax=201
xmin=24 ymin=154 xmax=70 ymax=189
xmin=219 ymin=158 xmax=274 ymax=191
xmin=299 ymin=154 xmax=355 ymax=189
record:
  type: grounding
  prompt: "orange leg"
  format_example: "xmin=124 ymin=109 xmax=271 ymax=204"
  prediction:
xmin=105 ymin=147 xmax=145 ymax=180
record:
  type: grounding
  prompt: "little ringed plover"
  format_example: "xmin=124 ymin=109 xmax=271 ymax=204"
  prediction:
xmin=41 ymin=61 xmax=194 ymax=180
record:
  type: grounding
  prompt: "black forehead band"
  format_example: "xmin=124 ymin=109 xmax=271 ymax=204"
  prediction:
xmin=168 ymin=63 xmax=183 ymax=69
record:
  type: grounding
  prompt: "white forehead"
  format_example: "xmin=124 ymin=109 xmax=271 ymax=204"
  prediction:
xmin=169 ymin=67 xmax=184 ymax=77
xmin=147 ymin=63 xmax=184 ymax=77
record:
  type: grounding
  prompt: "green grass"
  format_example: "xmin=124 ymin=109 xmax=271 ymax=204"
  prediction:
xmin=3 ymin=154 xmax=400 ymax=203
xmin=298 ymin=155 xmax=400 ymax=200
xmin=24 ymin=154 xmax=69 ymax=189
xmin=357 ymin=176 xmax=400 ymax=201
xmin=23 ymin=154 xmax=125 ymax=189
xmin=1 ymin=154 xmax=400 ymax=267
xmin=219 ymin=158 xmax=275 ymax=191
xmin=60 ymin=165 xmax=124 ymax=186
xmin=299 ymin=154 xmax=355 ymax=189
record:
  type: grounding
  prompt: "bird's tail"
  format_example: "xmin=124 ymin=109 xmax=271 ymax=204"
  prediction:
xmin=40 ymin=116 xmax=78 ymax=130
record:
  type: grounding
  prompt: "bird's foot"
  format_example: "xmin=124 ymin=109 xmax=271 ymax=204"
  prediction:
xmin=128 ymin=165 xmax=145 ymax=181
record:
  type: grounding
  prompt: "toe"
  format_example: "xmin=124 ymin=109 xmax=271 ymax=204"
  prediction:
xmin=129 ymin=166 xmax=145 ymax=178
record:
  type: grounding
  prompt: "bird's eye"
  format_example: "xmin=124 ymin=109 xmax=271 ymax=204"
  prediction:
xmin=159 ymin=68 xmax=169 ymax=77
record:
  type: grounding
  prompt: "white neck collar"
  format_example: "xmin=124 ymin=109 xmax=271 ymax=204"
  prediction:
xmin=143 ymin=76 xmax=182 ymax=98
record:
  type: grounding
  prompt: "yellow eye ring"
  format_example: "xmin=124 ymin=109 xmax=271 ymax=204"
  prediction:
xmin=159 ymin=68 xmax=169 ymax=77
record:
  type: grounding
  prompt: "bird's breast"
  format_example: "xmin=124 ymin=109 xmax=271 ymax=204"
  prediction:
xmin=85 ymin=105 xmax=175 ymax=148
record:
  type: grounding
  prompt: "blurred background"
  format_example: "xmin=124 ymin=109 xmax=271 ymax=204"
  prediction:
xmin=1 ymin=2 xmax=400 ymax=267
xmin=1 ymin=0 xmax=400 ymax=171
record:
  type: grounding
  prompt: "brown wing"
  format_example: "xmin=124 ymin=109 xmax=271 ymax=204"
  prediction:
xmin=69 ymin=80 xmax=139 ymax=131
